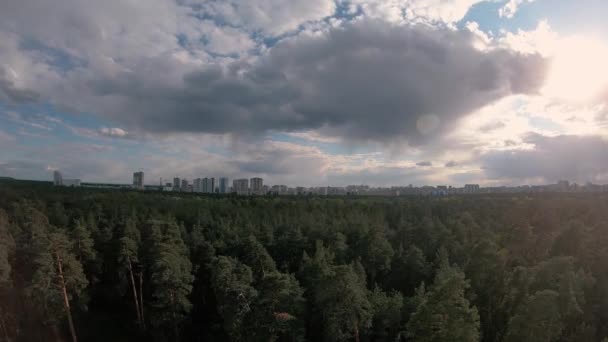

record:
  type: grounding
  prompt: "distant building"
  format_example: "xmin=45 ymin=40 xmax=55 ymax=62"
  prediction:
xmin=202 ymin=177 xmax=215 ymax=193
xmin=219 ymin=177 xmax=229 ymax=194
xmin=557 ymin=180 xmax=570 ymax=192
xmin=173 ymin=177 xmax=180 ymax=191
xmin=250 ymin=177 xmax=264 ymax=195
xmin=233 ymin=178 xmax=249 ymax=195
xmin=271 ymin=185 xmax=288 ymax=195
xmin=132 ymin=171 xmax=144 ymax=190
xmin=464 ymin=184 xmax=480 ymax=193
xmin=193 ymin=178 xmax=202 ymax=193
xmin=63 ymin=179 xmax=81 ymax=187
xmin=433 ymin=186 xmax=448 ymax=196
xmin=181 ymin=179 xmax=189 ymax=192
xmin=53 ymin=170 xmax=63 ymax=186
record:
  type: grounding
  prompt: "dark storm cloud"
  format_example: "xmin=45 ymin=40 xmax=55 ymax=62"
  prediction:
xmin=70 ymin=20 xmax=546 ymax=143
xmin=482 ymin=133 xmax=608 ymax=183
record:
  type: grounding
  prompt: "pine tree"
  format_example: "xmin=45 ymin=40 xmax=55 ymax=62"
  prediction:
xmin=240 ymin=235 xmax=277 ymax=280
xmin=149 ymin=221 xmax=194 ymax=340
xmin=245 ymin=271 xmax=306 ymax=341
xmin=0 ymin=209 xmax=13 ymax=284
xmin=70 ymin=219 xmax=96 ymax=264
xmin=315 ymin=264 xmax=372 ymax=342
xmin=29 ymin=224 xmax=88 ymax=342
xmin=505 ymin=290 xmax=563 ymax=342
xmin=407 ymin=263 xmax=480 ymax=342
xmin=368 ymin=286 xmax=403 ymax=341
xmin=211 ymin=256 xmax=258 ymax=341
xmin=118 ymin=217 xmax=143 ymax=328
xmin=0 ymin=209 xmax=14 ymax=342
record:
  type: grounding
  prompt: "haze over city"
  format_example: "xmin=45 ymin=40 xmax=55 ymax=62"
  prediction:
xmin=2 ymin=0 xmax=608 ymax=187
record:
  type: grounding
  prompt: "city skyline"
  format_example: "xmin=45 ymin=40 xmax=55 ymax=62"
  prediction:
xmin=43 ymin=169 xmax=608 ymax=196
xmin=2 ymin=0 xmax=608 ymax=186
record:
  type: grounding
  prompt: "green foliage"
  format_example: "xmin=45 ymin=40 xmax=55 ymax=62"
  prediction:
xmin=28 ymin=220 xmax=88 ymax=325
xmin=2 ymin=182 xmax=608 ymax=341
xmin=315 ymin=264 xmax=372 ymax=341
xmin=407 ymin=263 xmax=480 ymax=342
xmin=505 ymin=290 xmax=563 ymax=342
xmin=245 ymin=271 xmax=306 ymax=341
xmin=368 ymin=286 xmax=403 ymax=340
xmin=149 ymin=222 xmax=194 ymax=338
xmin=211 ymin=256 xmax=257 ymax=341
xmin=0 ymin=209 xmax=13 ymax=284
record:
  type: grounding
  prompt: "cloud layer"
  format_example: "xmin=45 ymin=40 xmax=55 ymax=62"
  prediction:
xmin=2 ymin=0 xmax=605 ymax=186
xmin=482 ymin=133 xmax=608 ymax=183
xmin=0 ymin=2 xmax=547 ymax=144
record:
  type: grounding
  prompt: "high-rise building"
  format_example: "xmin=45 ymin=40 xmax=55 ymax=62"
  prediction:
xmin=202 ymin=177 xmax=216 ymax=193
xmin=250 ymin=177 xmax=263 ymax=195
xmin=464 ymin=184 xmax=480 ymax=193
xmin=233 ymin=178 xmax=249 ymax=195
xmin=132 ymin=171 xmax=144 ymax=190
xmin=173 ymin=177 xmax=180 ymax=191
xmin=53 ymin=170 xmax=63 ymax=186
xmin=271 ymin=185 xmax=288 ymax=195
xmin=193 ymin=178 xmax=202 ymax=193
xmin=219 ymin=177 xmax=229 ymax=194
xmin=181 ymin=179 xmax=189 ymax=192
xmin=63 ymin=179 xmax=81 ymax=187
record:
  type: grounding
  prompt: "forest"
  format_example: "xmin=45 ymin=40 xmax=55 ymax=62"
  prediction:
xmin=1 ymin=180 xmax=608 ymax=342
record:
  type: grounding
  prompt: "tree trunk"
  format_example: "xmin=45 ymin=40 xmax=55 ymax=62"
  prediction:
xmin=170 ymin=290 xmax=178 ymax=340
xmin=127 ymin=259 xmax=142 ymax=327
xmin=56 ymin=255 xmax=78 ymax=342
xmin=138 ymin=271 xmax=145 ymax=329
xmin=0 ymin=306 xmax=9 ymax=342
xmin=353 ymin=321 xmax=360 ymax=342
xmin=51 ymin=324 xmax=63 ymax=342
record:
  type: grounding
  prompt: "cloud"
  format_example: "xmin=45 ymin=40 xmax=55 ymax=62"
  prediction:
xmin=479 ymin=121 xmax=506 ymax=132
xmin=445 ymin=161 xmax=458 ymax=167
xmin=41 ymin=20 xmax=545 ymax=145
xmin=343 ymin=0 xmax=487 ymax=24
xmin=0 ymin=68 xmax=39 ymax=104
xmin=191 ymin=0 xmax=337 ymax=36
xmin=481 ymin=133 xmax=608 ymax=183
xmin=416 ymin=161 xmax=433 ymax=167
xmin=99 ymin=127 xmax=129 ymax=138
xmin=0 ymin=0 xmax=547 ymax=146
xmin=3 ymin=111 xmax=53 ymax=130
xmin=286 ymin=131 xmax=342 ymax=143
xmin=499 ymin=0 xmax=535 ymax=19
xmin=325 ymin=164 xmax=432 ymax=186
xmin=0 ymin=129 xmax=16 ymax=143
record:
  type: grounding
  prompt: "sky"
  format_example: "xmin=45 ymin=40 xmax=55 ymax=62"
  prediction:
xmin=1 ymin=0 xmax=608 ymax=187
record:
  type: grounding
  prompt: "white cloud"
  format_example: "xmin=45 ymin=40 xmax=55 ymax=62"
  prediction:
xmin=192 ymin=0 xmax=337 ymax=36
xmin=499 ymin=0 xmax=535 ymax=19
xmin=286 ymin=130 xmax=342 ymax=143
xmin=99 ymin=127 xmax=129 ymax=138
xmin=342 ymin=0 xmax=487 ymax=24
